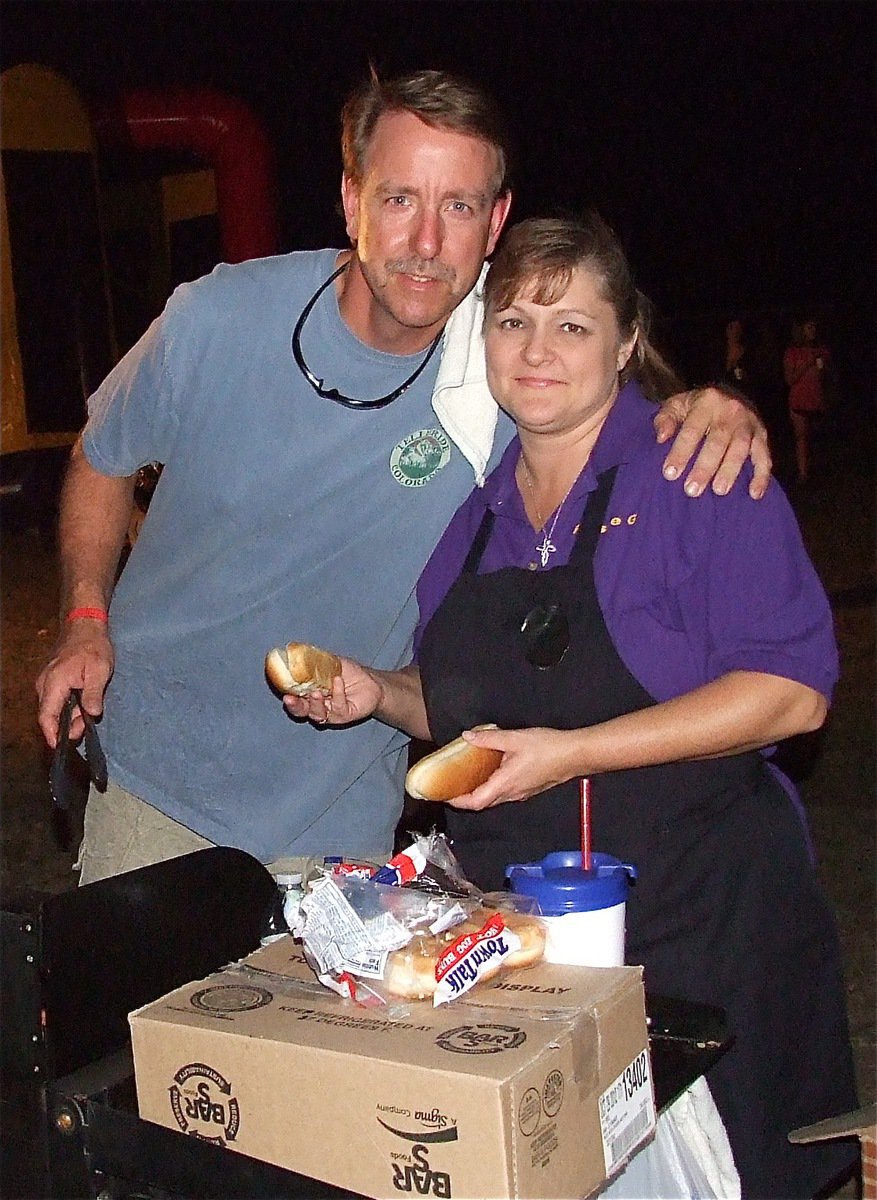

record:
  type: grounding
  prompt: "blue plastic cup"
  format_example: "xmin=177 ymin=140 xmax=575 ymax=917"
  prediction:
xmin=506 ymin=851 xmax=636 ymax=966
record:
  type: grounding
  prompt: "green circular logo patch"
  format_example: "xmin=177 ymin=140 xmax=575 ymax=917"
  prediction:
xmin=390 ymin=429 xmax=451 ymax=488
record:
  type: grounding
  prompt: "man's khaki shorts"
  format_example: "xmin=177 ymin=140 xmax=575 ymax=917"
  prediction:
xmin=75 ymin=781 xmax=335 ymax=886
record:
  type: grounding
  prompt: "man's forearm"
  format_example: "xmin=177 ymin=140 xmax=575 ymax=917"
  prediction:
xmin=58 ymin=440 xmax=137 ymax=616
xmin=36 ymin=440 xmax=135 ymax=747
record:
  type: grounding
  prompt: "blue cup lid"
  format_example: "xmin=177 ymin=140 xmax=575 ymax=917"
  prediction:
xmin=505 ymin=851 xmax=636 ymax=915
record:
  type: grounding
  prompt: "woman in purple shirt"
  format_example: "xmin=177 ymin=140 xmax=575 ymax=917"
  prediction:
xmin=287 ymin=214 xmax=856 ymax=1198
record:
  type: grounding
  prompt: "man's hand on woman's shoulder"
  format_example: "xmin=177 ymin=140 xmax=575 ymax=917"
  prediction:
xmin=654 ymin=386 xmax=771 ymax=501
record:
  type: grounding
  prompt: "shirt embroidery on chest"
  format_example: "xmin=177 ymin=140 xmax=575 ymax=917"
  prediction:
xmin=390 ymin=429 xmax=452 ymax=488
xmin=601 ymin=513 xmax=638 ymax=532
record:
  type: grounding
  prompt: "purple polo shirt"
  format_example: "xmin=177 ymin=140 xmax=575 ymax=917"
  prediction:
xmin=415 ymin=383 xmax=838 ymax=705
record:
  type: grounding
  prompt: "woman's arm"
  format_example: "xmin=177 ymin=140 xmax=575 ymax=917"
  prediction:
xmin=282 ymin=660 xmax=431 ymax=741
xmin=445 ymin=671 xmax=827 ymax=810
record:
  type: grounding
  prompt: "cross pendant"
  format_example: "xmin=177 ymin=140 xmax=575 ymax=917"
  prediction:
xmin=536 ymin=535 xmax=557 ymax=568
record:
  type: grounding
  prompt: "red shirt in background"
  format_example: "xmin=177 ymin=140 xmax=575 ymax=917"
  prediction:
xmin=784 ymin=344 xmax=830 ymax=412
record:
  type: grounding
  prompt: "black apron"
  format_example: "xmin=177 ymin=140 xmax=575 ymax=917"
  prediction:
xmin=418 ymin=467 xmax=857 ymax=1199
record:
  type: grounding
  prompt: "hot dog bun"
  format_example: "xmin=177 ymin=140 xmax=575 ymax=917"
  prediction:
xmin=385 ymin=930 xmax=458 ymax=1000
xmin=384 ymin=912 xmax=546 ymax=1000
xmin=500 ymin=910 xmax=547 ymax=969
xmin=265 ymin=642 xmax=342 ymax=697
xmin=405 ymin=725 xmax=503 ymax=802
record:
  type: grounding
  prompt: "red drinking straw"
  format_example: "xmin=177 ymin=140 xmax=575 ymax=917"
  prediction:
xmin=580 ymin=778 xmax=592 ymax=872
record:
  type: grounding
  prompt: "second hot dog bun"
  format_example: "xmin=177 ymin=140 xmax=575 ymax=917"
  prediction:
xmin=265 ymin=642 xmax=342 ymax=696
xmin=405 ymin=725 xmax=503 ymax=802
xmin=384 ymin=912 xmax=546 ymax=1000
xmin=500 ymin=910 xmax=548 ymax=969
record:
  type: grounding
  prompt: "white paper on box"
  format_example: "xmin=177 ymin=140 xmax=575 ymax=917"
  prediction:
xmin=598 ymin=1046 xmax=657 ymax=1175
xmin=300 ymin=876 xmax=410 ymax=975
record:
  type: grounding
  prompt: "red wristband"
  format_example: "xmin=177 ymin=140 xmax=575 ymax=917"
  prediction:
xmin=65 ymin=607 xmax=109 ymax=624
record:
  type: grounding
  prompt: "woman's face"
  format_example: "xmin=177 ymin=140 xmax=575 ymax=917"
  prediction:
xmin=484 ymin=265 xmax=636 ymax=439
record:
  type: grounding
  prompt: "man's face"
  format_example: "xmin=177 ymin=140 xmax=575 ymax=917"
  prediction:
xmin=341 ymin=110 xmax=511 ymax=351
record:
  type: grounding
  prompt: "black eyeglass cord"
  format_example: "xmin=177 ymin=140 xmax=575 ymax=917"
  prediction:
xmin=291 ymin=263 xmax=443 ymax=410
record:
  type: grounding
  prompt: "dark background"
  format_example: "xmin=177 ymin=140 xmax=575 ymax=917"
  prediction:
xmin=4 ymin=0 xmax=875 ymax=410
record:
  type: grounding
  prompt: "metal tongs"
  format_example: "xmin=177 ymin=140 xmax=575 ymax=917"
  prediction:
xmin=49 ymin=689 xmax=108 ymax=810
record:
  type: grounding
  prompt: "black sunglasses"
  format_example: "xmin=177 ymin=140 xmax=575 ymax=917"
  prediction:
xmin=520 ymin=601 xmax=570 ymax=669
xmin=291 ymin=264 xmax=442 ymax=410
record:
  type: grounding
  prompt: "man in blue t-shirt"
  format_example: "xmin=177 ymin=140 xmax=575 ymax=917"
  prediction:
xmin=36 ymin=68 xmax=771 ymax=883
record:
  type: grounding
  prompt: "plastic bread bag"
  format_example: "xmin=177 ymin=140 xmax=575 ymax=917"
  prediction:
xmin=397 ymin=905 xmax=548 ymax=1007
xmin=373 ymin=829 xmax=481 ymax=897
xmin=295 ymin=869 xmax=477 ymax=1004
xmin=296 ymin=867 xmax=547 ymax=1008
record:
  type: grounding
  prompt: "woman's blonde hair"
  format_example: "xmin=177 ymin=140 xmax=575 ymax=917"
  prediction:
xmin=484 ymin=213 xmax=683 ymax=400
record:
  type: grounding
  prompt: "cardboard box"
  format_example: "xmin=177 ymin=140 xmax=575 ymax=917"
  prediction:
xmin=789 ymin=1103 xmax=876 ymax=1200
xmin=130 ymin=938 xmax=655 ymax=1199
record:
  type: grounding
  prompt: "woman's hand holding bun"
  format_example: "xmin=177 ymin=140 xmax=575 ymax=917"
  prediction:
xmin=405 ymin=725 xmax=581 ymax=808
xmin=265 ymin=642 xmax=343 ymax=697
xmin=434 ymin=725 xmax=584 ymax=811
xmin=265 ymin=642 xmax=383 ymax=727
xmin=284 ymin=667 xmax=383 ymax=727
xmin=405 ymin=725 xmax=504 ymax=801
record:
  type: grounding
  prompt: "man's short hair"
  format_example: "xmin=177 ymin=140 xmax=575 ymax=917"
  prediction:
xmin=341 ymin=67 xmax=512 ymax=196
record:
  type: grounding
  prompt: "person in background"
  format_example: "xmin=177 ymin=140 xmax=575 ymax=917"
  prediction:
xmin=286 ymin=214 xmax=857 ymax=1199
xmin=36 ymin=69 xmax=770 ymax=886
xmin=721 ymin=316 xmax=751 ymax=391
xmin=784 ymin=316 xmax=832 ymax=483
xmin=715 ymin=313 xmax=776 ymax=419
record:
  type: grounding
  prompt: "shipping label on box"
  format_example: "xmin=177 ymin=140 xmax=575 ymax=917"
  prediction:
xmin=130 ymin=940 xmax=654 ymax=1199
xmin=598 ymin=1046 xmax=655 ymax=1175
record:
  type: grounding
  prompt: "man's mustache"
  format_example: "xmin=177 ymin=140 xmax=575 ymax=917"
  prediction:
xmin=388 ymin=259 xmax=456 ymax=284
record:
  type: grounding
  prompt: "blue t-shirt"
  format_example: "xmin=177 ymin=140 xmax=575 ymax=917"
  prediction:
xmin=83 ymin=249 xmax=512 ymax=861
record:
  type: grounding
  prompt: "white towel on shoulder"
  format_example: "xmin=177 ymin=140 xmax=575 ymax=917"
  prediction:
xmin=431 ymin=265 xmax=499 ymax=487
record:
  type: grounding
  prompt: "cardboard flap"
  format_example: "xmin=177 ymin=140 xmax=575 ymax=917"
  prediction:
xmin=788 ymin=1102 xmax=876 ymax=1143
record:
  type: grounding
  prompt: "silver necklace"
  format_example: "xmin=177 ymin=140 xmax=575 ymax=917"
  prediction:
xmin=520 ymin=458 xmax=576 ymax=568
